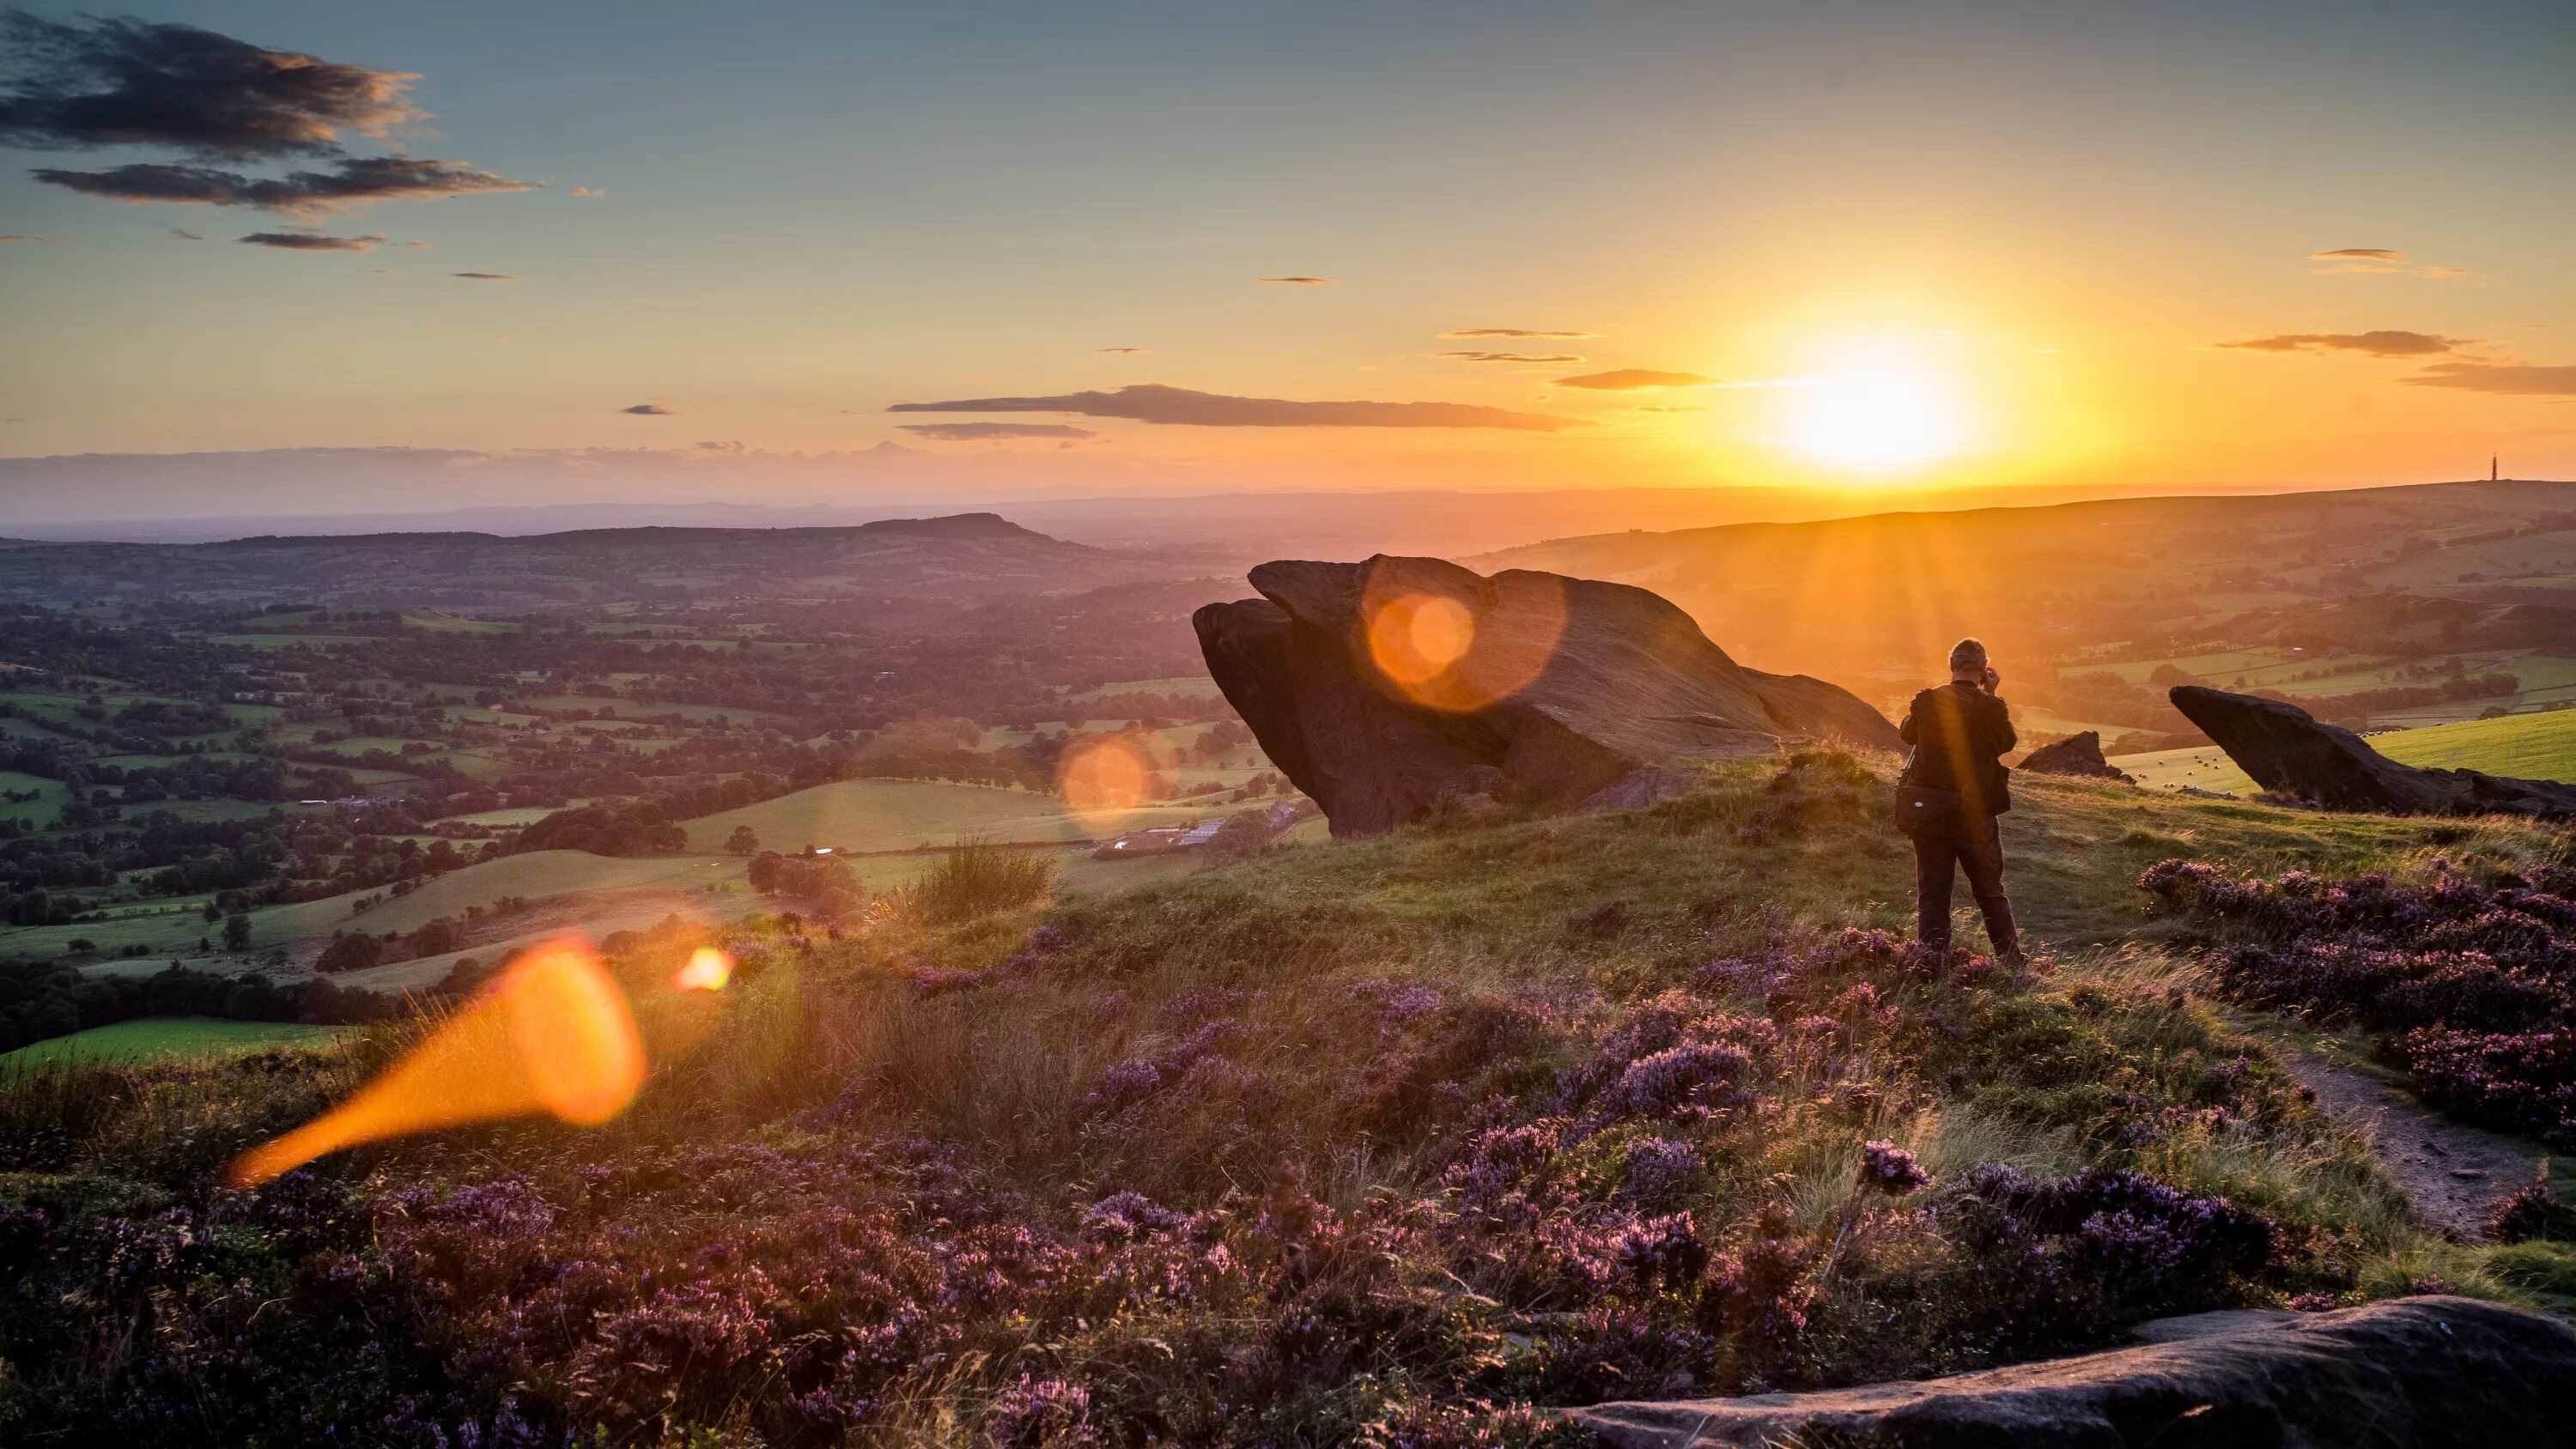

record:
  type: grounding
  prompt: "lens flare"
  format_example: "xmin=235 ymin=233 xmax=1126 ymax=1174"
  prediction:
xmin=674 ymin=946 xmax=733 ymax=991
xmin=1365 ymin=592 xmax=1476 ymax=690
xmin=1055 ymin=731 xmax=1177 ymax=828
xmin=1355 ymin=564 xmax=1564 ymax=712
xmin=227 ymin=937 xmax=645 ymax=1187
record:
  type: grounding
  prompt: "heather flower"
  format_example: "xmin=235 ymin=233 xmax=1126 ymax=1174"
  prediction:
xmin=1859 ymin=1139 xmax=1929 ymax=1195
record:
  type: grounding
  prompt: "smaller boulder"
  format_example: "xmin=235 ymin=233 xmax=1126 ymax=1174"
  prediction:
xmin=2169 ymin=685 xmax=2576 ymax=822
xmin=2017 ymin=731 xmax=2132 ymax=783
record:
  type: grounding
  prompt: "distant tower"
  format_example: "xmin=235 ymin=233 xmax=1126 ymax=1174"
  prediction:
xmin=2491 ymin=455 xmax=2500 ymax=482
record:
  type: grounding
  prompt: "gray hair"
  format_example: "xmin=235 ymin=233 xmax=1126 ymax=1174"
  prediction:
xmin=1948 ymin=638 xmax=1989 ymax=673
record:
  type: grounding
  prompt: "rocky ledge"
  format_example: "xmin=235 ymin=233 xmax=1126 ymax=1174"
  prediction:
xmin=1568 ymin=1294 xmax=2576 ymax=1449
xmin=2169 ymin=685 xmax=2576 ymax=822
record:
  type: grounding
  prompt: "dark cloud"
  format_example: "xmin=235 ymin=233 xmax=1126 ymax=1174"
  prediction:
xmin=898 ymin=422 xmax=1101 ymax=441
xmin=31 ymin=156 xmax=532 ymax=215
xmin=2400 ymin=361 xmax=2576 ymax=397
xmin=1435 ymin=350 xmax=1585 ymax=364
xmin=1255 ymin=276 xmax=1334 ymax=285
xmin=453 ymin=271 xmax=523 ymax=282
xmin=2217 ymin=330 xmax=2465 ymax=357
xmin=165 ymin=225 xmax=201 ymax=240
xmin=1552 ymin=368 xmax=1717 ymax=391
xmin=1094 ymin=346 xmax=1147 ymax=355
xmin=0 ymin=9 xmax=423 ymax=158
xmin=238 ymin=229 xmax=383 ymax=252
xmin=621 ymin=403 xmax=678 ymax=415
xmin=1439 ymin=328 xmax=1599 ymax=339
xmin=889 ymin=382 xmax=1583 ymax=432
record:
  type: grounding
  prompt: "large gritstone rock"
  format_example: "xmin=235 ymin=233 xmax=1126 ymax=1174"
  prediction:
xmin=1192 ymin=555 xmax=1899 ymax=837
xmin=2018 ymin=730 xmax=2133 ymax=782
xmin=2169 ymin=685 xmax=2576 ymax=822
xmin=1568 ymin=1294 xmax=2576 ymax=1449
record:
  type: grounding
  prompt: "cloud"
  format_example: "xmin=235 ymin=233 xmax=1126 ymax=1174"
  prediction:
xmin=1631 ymin=404 xmax=1710 ymax=413
xmin=403 ymin=239 xmax=430 ymax=250
xmin=453 ymin=271 xmax=523 ymax=282
xmin=1552 ymin=368 xmax=1717 ymax=391
xmin=2216 ymin=330 xmax=2467 ymax=357
xmin=238 ymin=229 xmax=384 ymax=252
xmin=360 ymin=266 xmax=388 ymax=274
xmin=1094 ymin=346 xmax=1147 ymax=355
xmin=897 ymin=422 xmax=1101 ymax=441
xmin=2308 ymin=247 xmax=2468 ymax=280
xmin=0 ymin=233 xmax=49 ymax=241
xmin=1255 ymin=276 xmax=1334 ymax=285
xmin=1438 ymin=328 xmax=1599 ymax=339
xmin=571 ymin=186 xmax=605 ymax=197
xmin=165 ymin=225 xmax=200 ymax=240
xmin=621 ymin=403 xmax=678 ymax=415
xmin=888 ymin=382 xmax=1583 ymax=431
xmin=1435 ymin=350 xmax=1585 ymax=364
xmin=2399 ymin=361 xmax=2576 ymax=397
xmin=0 ymin=10 xmax=425 ymax=158
xmin=31 ymin=156 xmax=534 ymax=215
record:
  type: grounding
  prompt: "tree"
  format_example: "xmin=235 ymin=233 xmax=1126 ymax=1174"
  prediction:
xmin=316 ymin=931 xmax=384 ymax=974
xmin=724 ymin=824 xmax=762 ymax=856
xmin=222 ymin=912 xmax=252 ymax=951
xmin=202 ymin=900 xmax=222 ymax=923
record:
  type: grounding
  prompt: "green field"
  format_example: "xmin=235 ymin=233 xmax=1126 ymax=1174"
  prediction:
xmin=2114 ymin=706 xmax=2576 ymax=794
xmin=0 ymin=1016 xmax=350 ymax=1069
xmin=678 ymin=779 xmax=1218 ymax=855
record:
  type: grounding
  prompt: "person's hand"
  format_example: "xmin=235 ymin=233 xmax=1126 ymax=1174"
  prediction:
xmin=1982 ymin=666 xmax=2002 ymax=693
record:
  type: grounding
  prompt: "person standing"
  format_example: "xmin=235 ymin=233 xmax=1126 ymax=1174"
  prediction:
xmin=1897 ymin=638 xmax=2023 ymax=964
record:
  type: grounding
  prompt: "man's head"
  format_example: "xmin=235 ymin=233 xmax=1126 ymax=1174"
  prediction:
xmin=1948 ymin=638 xmax=1990 ymax=681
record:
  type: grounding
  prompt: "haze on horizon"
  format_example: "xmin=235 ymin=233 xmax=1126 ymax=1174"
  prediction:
xmin=3 ymin=0 xmax=2572 ymax=521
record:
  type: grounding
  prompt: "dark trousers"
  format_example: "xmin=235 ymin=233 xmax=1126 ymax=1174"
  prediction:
xmin=1914 ymin=812 xmax=2019 ymax=957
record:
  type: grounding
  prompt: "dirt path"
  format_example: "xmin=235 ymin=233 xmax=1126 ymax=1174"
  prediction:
xmin=2281 ymin=1050 xmax=2544 ymax=1240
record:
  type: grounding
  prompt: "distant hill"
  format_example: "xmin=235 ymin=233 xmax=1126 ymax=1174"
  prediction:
xmin=1475 ymin=479 xmax=2576 ymax=731
xmin=0 ymin=513 xmax=1158 ymax=611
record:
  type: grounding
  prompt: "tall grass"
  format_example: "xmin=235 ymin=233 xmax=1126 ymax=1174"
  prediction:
xmin=894 ymin=835 xmax=1055 ymax=925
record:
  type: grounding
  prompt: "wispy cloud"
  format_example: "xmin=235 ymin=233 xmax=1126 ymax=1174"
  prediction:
xmin=164 ymin=225 xmax=201 ymax=240
xmin=1439 ymin=327 xmax=1599 ymax=339
xmin=1255 ymin=276 xmax=1334 ymax=285
xmin=1631 ymin=403 xmax=1709 ymax=413
xmin=33 ymin=157 xmax=533 ymax=215
xmin=889 ymin=382 xmax=1583 ymax=431
xmin=621 ymin=403 xmax=678 ymax=415
xmin=0 ymin=233 xmax=51 ymax=242
xmin=238 ymin=229 xmax=385 ymax=252
xmin=1552 ymin=368 xmax=1717 ymax=391
xmin=2308 ymin=247 xmax=2468 ymax=280
xmin=2216 ymin=330 xmax=2467 ymax=358
xmin=1435 ymin=350 xmax=1585 ymax=364
xmin=1094 ymin=346 xmax=1147 ymax=355
xmin=2399 ymin=361 xmax=2576 ymax=397
xmin=452 ymin=271 xmax=523 ymax=282
xmin=571 ymin=186 xmax=605 ymax=197
xmin=898 ymin=422 xmax=1100 ymax=441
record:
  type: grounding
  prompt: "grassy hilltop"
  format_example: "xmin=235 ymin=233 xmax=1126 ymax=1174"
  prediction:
xmin=2 ymin=755 xmax=2572 ymax=1444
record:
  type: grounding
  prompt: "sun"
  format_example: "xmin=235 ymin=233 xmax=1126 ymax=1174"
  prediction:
xmin=1781 ymin=360 xmax=1971 ymax=475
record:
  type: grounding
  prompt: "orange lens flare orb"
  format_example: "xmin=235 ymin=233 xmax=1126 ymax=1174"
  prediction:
xmin=227 ymin=937 xmax=646 ymax=1188
xmin=673 ymin=946 xmax=733 ymax=991
xmin=1056 ymin=731 xmax=1177 ymax=826
xmin=1364 ymin=592 xmax=1477 ymax=691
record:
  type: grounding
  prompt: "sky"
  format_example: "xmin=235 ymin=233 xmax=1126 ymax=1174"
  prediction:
xmin=2 ymin=0 xmax=2572 ymax=514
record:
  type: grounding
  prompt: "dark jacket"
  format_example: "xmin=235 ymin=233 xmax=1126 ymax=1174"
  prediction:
xmin=1899 ymin=682 xmax=2016 ymax=818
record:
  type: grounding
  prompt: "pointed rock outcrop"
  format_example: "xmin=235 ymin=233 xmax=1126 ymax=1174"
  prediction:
xmin=1194 ymin=555 xmax=1899 ymax=836
xmin=2168 ymin=685 xmax=2576 ymax=821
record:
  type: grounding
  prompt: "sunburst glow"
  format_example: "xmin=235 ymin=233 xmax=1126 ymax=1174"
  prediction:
xmin=1782 ymin=361 xmax=1971 ymax=475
